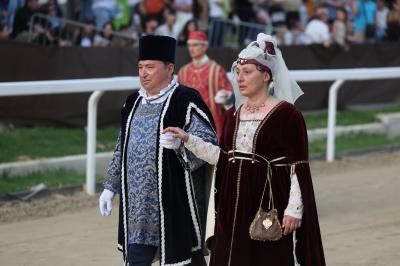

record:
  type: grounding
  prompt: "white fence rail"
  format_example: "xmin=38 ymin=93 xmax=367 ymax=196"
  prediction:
xmin=289 ymin=68 xmax=400 ymax=162
xmin=1 ymin=67 xmax=400 ymax=195
xmin=0 ymin=77 xmax=140 ymax=196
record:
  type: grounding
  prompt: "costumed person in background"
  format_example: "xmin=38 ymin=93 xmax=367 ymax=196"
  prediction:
xmin=178 ymin=31 xmax=234 ymax=139
xmin=162 ymin=33 xmax=326 ymax=266
xmin=98 ymin=35 xmax=217 ymax=266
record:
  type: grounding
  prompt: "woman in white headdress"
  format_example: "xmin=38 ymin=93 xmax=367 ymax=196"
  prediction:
xmin=161 ymin=33 xmax=325 ymax=266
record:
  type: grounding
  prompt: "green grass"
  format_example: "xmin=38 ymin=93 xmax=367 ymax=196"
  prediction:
xmin=0 ymin=103 xmax=399 ymax=163
xmin=0 ymin=126 xmax=119 ymax=163
xmin=309 ymin=133 xmax=400 ymax=155
xmin=304 ymin=103 xmax=400 ymax=129
xmin=1 ymin=133 xmax=399 ymax=194
xmin=0 ymin=169 xmax=103 ymax=194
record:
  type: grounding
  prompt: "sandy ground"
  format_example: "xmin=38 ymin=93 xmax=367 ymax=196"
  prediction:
xmin=1 ymin=152 xmax=400 ymax=266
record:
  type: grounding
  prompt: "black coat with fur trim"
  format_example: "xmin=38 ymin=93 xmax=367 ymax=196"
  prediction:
xmin=116 ymin=85 xmax=216 ymax=265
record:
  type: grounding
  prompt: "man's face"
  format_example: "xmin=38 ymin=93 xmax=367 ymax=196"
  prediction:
xmin=166 ymin=13 xmax=176 ymax=27
xmin=0 ymin=25 xmax=8 ymax=38
xmin=394 ymin=0 xmax=400 ymax=11
xmin=187 ymin=43 xmax=207 ymax=60
xmin=317 ymin=7 xmax=329 ymax=23
xmin=27 ymin=0 xmax=39 ymax=10
xmin=138 ymin=60 xmax=174 ymax=96
xmin=377 ymin=0 xmax=384 ymax=9
xmin=146 ymin=19 xmax=158 ymax=34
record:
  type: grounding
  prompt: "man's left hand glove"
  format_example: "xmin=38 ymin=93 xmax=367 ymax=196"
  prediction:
xmin=214 ymin=90 xmax=232 ymax=104
xmin=215 ymin=90 xmax=233 ymax=110
xmin=160 ymin=131 xmax=182 ymax=150
xmin=99 ymin=189 xmax=115 ymax=216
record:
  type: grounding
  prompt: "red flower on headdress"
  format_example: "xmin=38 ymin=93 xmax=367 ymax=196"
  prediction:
xmin=264 ymin=41 xmax=276 ymax=55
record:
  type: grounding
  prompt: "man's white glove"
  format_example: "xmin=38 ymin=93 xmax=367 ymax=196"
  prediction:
xmin=214 ymin=90 xmax=232 ymax=104
xmin=160 ymin=131 xmax=182 ymax=150
xmin=99 ymin=189 xmax=115 ymax=216
xmin=215 ymin=90 xmax=233 ymax=110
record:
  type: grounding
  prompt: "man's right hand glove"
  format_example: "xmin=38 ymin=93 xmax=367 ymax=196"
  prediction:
xmin=99 ymin=189 xmax=115 ymax=216
xmin=160 ymin=131 xmax=182 ymax=150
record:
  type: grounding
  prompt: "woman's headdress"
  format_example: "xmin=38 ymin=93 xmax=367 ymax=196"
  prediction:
xmin=231 ymin=33 xmax=303 ymax=108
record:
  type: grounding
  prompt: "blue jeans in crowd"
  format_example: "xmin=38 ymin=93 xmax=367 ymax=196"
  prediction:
xmin=6 ymin=0 xmax=25 ymax=32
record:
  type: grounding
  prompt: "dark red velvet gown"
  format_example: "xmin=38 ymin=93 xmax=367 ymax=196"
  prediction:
xmin=208 ymin=101 xmax=325 ymax=266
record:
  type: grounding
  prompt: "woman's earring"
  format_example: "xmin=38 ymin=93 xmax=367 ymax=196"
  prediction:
xmin=269 ymin=84 xmax=275 ymax=96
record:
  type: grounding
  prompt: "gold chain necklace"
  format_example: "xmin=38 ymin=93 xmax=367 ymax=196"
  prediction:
xmin=244 ymin=100 xmax=266 ymax=113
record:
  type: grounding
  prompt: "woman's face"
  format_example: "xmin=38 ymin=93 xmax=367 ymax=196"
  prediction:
xmin=337 ymin=10 xmax=345 ymax=21
xmin=187 ymin=22 xmax=197 ymax=32
xmin=103 ymin=23 xmax=112 ymax=38
xmin=235 ymin=63 xmax=270 ymax=97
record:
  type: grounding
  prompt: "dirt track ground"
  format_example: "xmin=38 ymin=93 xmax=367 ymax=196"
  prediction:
xmin=1 ymin=152 xmax=400 ymax=266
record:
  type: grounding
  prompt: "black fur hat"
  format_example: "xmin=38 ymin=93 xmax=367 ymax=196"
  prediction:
xmin=138 ymin=35 xmax=176 ymax=63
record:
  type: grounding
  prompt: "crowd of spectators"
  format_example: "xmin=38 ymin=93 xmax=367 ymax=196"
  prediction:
xmin=1 ymin=0 xmax=399 ymax=48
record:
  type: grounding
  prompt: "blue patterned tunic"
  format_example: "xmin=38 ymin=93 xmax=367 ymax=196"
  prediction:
xmin=104 ymin=99 xmax=217 ymax=247
xmin=126 ymin=101 xmax=163 ymax=246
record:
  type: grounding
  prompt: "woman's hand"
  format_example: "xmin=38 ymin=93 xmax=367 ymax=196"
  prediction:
xmin=282 ymin=215 xmax=302 ymax=235
xmin=162 ymin=127 xmax=189 ymax=143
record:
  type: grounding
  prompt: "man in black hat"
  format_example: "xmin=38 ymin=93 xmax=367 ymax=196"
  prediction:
xmin=99 ymin=35 xmax=217 ymax=266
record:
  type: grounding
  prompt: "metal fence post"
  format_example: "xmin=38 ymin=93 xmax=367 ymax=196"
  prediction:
xmin=86 ymin=90 xmax=105 ymax=196
xmin=327 ymin=79 xmax=345 ymax=162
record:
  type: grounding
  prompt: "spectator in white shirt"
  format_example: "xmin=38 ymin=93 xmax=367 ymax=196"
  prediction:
xmin=172 ymin=0 xmax=193 ymax=35
xmin=305 ymin=7 xmax=331 ymax=47
xmin=155 ymin=8 xmax=180 ymax=39
xmin=375 ymin=0 xmax=389 ymax=40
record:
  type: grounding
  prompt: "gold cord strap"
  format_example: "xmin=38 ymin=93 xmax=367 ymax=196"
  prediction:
xmin=258 ymin=161 xmax=275 ymax=211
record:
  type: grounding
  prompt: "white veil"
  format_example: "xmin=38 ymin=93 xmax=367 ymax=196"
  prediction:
xmin=231 ymin=33 xmax=303 ymax=109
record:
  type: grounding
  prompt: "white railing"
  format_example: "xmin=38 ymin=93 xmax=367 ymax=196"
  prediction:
xmin=289 ymin=68 xmax=400 ymax=162
xmin=1 ymin=67 xmax=399 ymax=195
xmin=0 ymin=77 xmax=140 ymax=196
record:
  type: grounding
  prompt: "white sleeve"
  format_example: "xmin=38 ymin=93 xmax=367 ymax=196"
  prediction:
xmin=184 ymin=134 xmax=220 ymax=165
xmin=284 ymin=172 xmax=304 ymax=219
